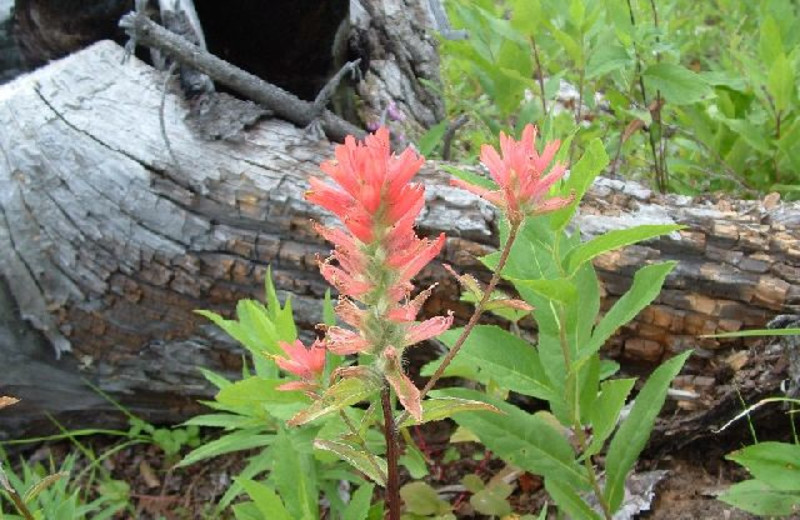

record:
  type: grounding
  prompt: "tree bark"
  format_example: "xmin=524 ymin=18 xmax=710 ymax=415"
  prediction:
xmin=0 ymin=42 xmax=798 ymax=438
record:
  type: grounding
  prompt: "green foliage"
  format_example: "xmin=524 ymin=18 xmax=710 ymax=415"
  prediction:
xmin=0 ymin=452 xmax=129 ymax=520
xmin=433 ymin=0 xmax=800 ymax=197
xmin=187 ymin=272 xmax=376 ymax=518
xmin=422 ymin=143 xmax=689 ymax=518
xmin=720 ymin=442 xmax=800 ymax=516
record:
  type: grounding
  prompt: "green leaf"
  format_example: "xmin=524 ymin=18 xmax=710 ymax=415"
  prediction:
xmin=272 ymin=430 xmax=318 ymax=519
xmin=343 ymin=484 xmax=375 ymax=520
xmin=553 ymin=138 xmax=609 ymax=232
xmin=642 ymin=63 xmax=711 ymax=105
xmin=418 ymin=121 xmax=449 ymax=157
xmin=719 ymin=480 xmax=800 ymax=516
xmin=759 ymin=15 xmax=784 ymax=67
xmin=435 ymin=388 xmax=589 ymax=488
xmin=314 ymin=440 xmax=387 ymax=487
xmin=510 ymin=277 xmax=577 ymax=306
xmin=727 ymin=442 xmax=800 ymax=491
xmin=702 ymin=328 xmax=800 ymax=338
xmin=421 ymin=326 xmax=556 ymax=401
xmin=178 ymin=430 xmax=274 ymax=467
xmin=216 ymin=377 xmax=308 ymax=420
xmin=767 ymin=53 xmax=795 ymax=112
xmin=398 ymin=397 xmax=499 ymax=428
xmin=400 ymin=442 xmax=429 ymax=479
xmin=545 ymin=479 xmax=602 ymax=520
xmin=582 ymin=262 xmax=676 ymax=358
xmin=443 ymin=164 xmax=498 ymax=191
xmin=584 ymin=378 xmax=636 ymax=458
xmin=400 ymin=482 xmax=451 ymax=516
xmin=470 ymin=484 xmax=513 ymax=516
xmin=288 ymin=377 xmax=380 ymax=427
xmin=238 ymin=479 xmax=293 ymax=520
xmin=563 ymin=225 xmax=682 ymax=275
xmin=604 ymin=351 xmax=691 ymax=512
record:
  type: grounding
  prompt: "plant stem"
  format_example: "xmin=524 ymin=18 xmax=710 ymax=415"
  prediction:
xmin=556 ymin=311 xmax=612 ymax=520
xmin=530 ymin=34 xmax=548 ymax=116
xmin=381 ymin=385 xmax=401 ymax=520
xmin=395 ymin=222 xmax=521 ymax=428
xmin=626 ymin=0 xmax=668 ymax=193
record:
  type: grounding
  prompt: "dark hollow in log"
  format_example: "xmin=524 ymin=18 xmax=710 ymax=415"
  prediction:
xmin=0 ymin=42 xmax=797 ymax=440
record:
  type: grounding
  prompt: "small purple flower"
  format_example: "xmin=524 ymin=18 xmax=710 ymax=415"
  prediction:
xmin=366 ymin=121 xmax=381 ymax=133
xmin=387 ymin=101 xmax=406 ymax=122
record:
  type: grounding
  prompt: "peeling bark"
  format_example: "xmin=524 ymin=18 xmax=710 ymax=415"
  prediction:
xmin=0 ymin=42 xmax=797 ymax=438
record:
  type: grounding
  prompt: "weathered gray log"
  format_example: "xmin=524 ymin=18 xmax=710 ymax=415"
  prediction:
xmin=0 ymin=42 xmax=798 ymax=438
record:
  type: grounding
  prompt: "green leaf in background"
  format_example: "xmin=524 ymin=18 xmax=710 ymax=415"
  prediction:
xmin=216 ymin=377 xmax=308 ymax=420
xmin=238 ymin=479 xmax=293 ymax=520
xmin=288 ymin=377 xmax=380 ymax=427
xmin=422 ymin=326 xmax=556 ymax=401
xmin=418 ymin=120 xmax=449 ymax=156
xmin=759 ymin=15 xmax=784 ymax=67
xmin=563 ymin=225 xmax=682 ymax=275
xmin=343 ymin=483 xmax=375 ymax=520
xmin=767 ymin=53 xmax=796 ymax=112
xmin=702 ymin=328 xmax=800 ymax=338
xmin=719 ymin=480 xmax=800 ymax=516
xmin=442 ymin=164 xmax=498 ymax=191
xmin=314 ymin=440 xmax=387 ymax=487
xmin=727 ymin=442 xmax=800 ymax=491
xmin=604 ymin=350 xmax=691 ymax=512
xmin=400 ymin=481 xmax=452 ymax=516
xmin=545 ymin=478 xmax=603 ymax=520
xmin=584 ymin=378 xmax=636 ymax=458
xmin=582 ymin=262 xmax=677 ymax=358
xmin=435 ymin=388 xmax=589 ymax=488
xmin=642 ymin=63 xmax=711 ymax=105
xmin=397 ymin=397 xmax=499 ymax=428
xmin=272 ymin=430 xmax=318 ymax=519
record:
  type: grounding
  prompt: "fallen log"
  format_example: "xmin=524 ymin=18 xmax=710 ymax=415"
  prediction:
xmin=0 ymin=41 xmax=797 ymax=439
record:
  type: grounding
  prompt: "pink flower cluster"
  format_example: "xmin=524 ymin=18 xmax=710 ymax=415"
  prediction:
xmin=452 ymin=124 xmax=573 ymax=225
xmin=278 ymin=127 xmax=453 ymax=420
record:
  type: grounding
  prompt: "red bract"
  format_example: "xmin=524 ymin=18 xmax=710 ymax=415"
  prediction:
xmin=274 ymin=339 xmax=326 ymax=391
xmin=305 ymin=127 xmax=454 ymax=421
xmin=451 ymin=124 xmax=574 ymax=224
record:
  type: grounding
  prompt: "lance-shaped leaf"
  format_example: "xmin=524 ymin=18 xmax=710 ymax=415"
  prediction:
xmin=397 ymin=397 xmax=500 ymax=428
xmin=314 ymin=440 xmax=387 ymax=487
xmin=289 ymin=376 xmax=380 ymax=427
xmin=562 ymin=225 xmax=683 ymax=275
xmin=604 ymin=351 xmax=691 ymax=512
xmin=435 ymin=388 xmax=589 ymax=489
xmin=580 ymin=262 xmax=676 ymax=360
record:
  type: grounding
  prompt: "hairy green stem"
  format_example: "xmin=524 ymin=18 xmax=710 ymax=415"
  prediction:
xmin=381 ymin=386 xmax=401 ymax=520
xmin=395 ymin=222 xmax=521 ymax=427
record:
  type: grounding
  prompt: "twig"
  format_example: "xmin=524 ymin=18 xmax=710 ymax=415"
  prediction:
xmin=159 ymin=62 xmax=182 ymax=173
xmin=382 ymin=386 xmax=402 ymax=520
xmin=119 ymin=11 xmax=366 ymax=144
xmin=441 ymin=114 xmax=469 ymax=160
xmin=530 ymin=34 xmax=548 ymax=116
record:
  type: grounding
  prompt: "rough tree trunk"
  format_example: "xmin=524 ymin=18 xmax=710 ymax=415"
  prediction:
xmin=0 ymin=42 xmax=798 ymax=439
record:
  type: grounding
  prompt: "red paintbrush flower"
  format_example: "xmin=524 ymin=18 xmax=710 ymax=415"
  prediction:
xmin=274 ymin=339 xmax=326 ymax=392
xmin=451 ymin=124 xmax=574 ymax=224
xmin=305 ymin=127 xmax=454 ymax=420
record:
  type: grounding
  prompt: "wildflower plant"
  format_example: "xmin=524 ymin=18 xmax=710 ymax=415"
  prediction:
xmin=194 ymin=125 xmax=691 ymax=519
